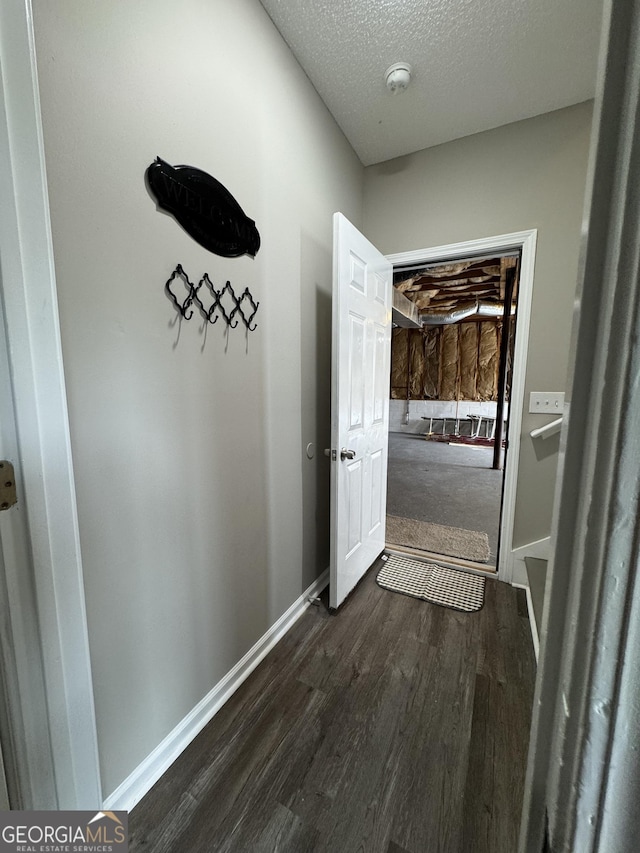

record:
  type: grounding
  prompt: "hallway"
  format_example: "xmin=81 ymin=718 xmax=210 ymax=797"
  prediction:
xmin=130 ymin=564 xmax=536 ymax=852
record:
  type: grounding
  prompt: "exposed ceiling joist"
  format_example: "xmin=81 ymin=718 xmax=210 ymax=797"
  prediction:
xmin=393 ymin=254 xmax=520 ymax=320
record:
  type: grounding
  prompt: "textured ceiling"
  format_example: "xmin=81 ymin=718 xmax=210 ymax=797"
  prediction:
xmin=258 ymin=0 xmax=604 ymax=166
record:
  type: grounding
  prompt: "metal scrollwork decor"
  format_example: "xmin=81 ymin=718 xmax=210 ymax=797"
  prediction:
xmin=146 ymin=157 xmax=260 ymax=258
xmin=165 ymin=265 xmax=259 ymax=332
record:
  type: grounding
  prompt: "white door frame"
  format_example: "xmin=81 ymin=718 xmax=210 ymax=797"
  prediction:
xmin=0 ymin=0 xmax=101 ymax=808
xmin=387 ymin=229 xmax=537 ymax=582
xmin=521 ymin=0 xmax=640 ymax=849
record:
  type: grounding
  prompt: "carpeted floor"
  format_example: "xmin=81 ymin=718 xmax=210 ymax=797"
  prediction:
xmin=386 ymin=434 xmax=502 ymax=564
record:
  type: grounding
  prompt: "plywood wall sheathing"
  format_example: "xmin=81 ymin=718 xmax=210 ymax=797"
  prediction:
xmin=499 ymin=256 xmax=519 ymax=301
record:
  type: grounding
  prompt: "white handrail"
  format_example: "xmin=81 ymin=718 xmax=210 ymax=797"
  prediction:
xmin=530 ymin=416 xmax=563 ymax=439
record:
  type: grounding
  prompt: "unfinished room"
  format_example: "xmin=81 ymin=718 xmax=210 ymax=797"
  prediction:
xmin=386 ymin=254 xmax=519 ymax=571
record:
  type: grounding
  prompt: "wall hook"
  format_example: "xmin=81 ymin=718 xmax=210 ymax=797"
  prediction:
xmin=164 ymin=265 xmax=259 ymax=331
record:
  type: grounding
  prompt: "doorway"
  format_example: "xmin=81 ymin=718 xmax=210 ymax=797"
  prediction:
xmin=386 ymin=231 xmax=537 ymax=582
xmin=385 ymin=251 xmax=520 ymax=572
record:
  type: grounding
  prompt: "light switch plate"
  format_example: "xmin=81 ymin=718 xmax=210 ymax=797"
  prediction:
xmin=529 ymin=391 xmax=565 ymax=413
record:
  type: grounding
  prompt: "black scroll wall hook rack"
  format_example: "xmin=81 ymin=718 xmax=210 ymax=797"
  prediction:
xmin=165 ymin=264 xmax=259 ymax=331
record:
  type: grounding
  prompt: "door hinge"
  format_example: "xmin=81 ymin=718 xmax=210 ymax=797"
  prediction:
xmin=0 ymin=461 xmax=17 ymax=511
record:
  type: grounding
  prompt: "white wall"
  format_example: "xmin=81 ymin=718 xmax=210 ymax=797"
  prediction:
xmin=363 ymin=103 xmax=593 ymax=547
xmin=33 ymin=0 xmax=362 ymax=798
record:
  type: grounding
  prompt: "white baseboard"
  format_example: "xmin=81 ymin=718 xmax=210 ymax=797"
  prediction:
xmin=512 ymin=580 xmax=540 ymax=661
xmin=510 ymin=538 xmax=549 ymax=661
xmin=506 ymin=536 xmax=551 ymax=587
xmin=104 ymin=569 xmax=330 ymax=812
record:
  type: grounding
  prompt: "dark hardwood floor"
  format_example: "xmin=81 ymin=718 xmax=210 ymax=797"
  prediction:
xmin=130 ymin=562 xmax=536 ymax=853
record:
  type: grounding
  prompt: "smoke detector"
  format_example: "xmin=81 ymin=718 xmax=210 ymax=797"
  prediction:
xmin=385 ymin=62 xmax=412 ymax=94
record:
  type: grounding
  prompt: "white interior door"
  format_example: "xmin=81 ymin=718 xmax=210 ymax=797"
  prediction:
xmin=329 ymin=213 xmax=392 ymax=609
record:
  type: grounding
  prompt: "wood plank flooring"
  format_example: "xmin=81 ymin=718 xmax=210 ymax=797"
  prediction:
xmin=130 ymin=562 xmax=536 ymax=853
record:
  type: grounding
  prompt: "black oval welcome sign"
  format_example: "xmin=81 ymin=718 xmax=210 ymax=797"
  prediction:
xmin=146 ymin=157 xmax=260 ymax=258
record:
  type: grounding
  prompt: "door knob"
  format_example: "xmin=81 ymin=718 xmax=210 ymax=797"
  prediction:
xmin=340 ymin=448 xmax=356 ymax=461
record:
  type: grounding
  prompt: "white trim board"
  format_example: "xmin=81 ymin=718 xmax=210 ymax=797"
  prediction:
xmin=521 ymin=2 xmax=640 ymax=848
xmin=509 ymin=536 xmax=552 ymax=587
xmin=387 ymin=230 xmax=538 ymax=585
xmin=513 ymin=582 xmax=541 ymax=662
xmin=511 ymin=536 xmax=551 ymax=561
xmin=104 ymin=569 xmax=330 ymax=813
xmin=0 ymin=0 xmax=101 ymax=808
xmin=385 ymin=546 xmax=496 ymax=578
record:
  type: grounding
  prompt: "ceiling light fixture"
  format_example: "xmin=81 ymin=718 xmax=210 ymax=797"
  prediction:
xmin=384 ymin=62 xmax=412 ymax=94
